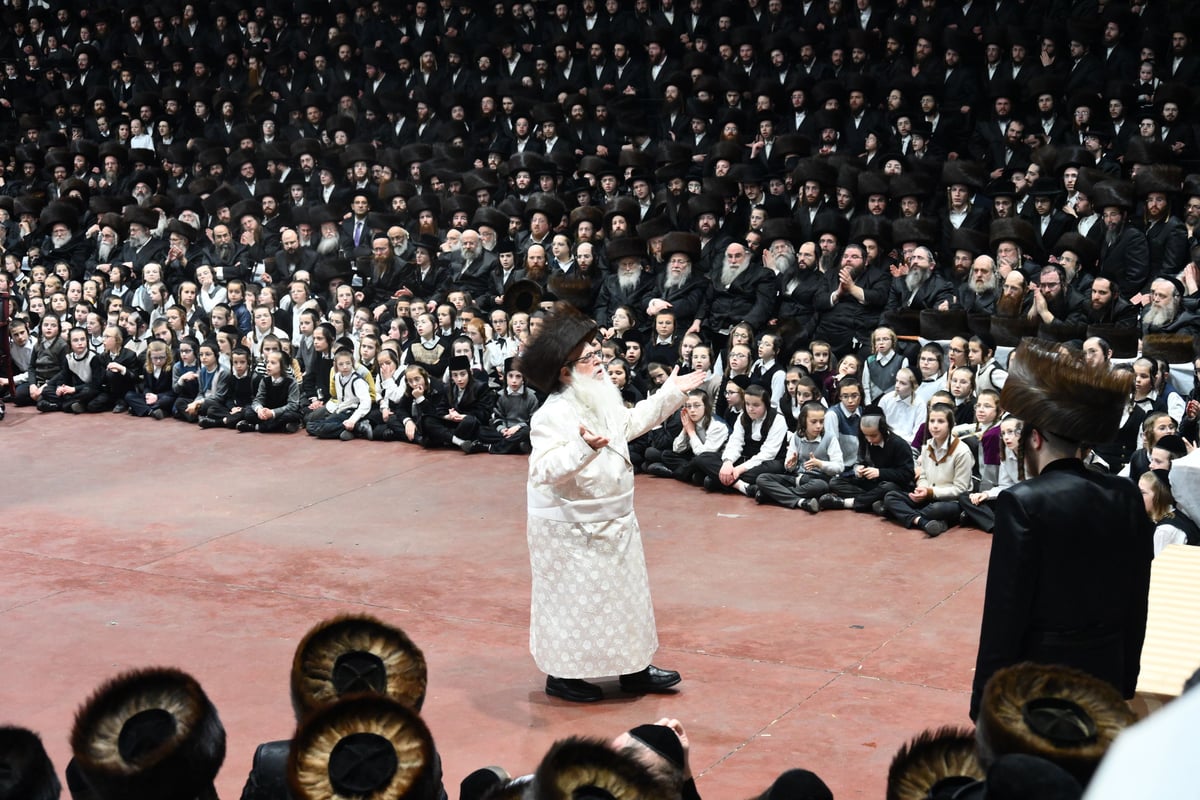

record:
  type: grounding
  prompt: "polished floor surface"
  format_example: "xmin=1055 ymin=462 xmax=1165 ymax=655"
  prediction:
xmin=0 ymin=405 xmax=993 ymax=798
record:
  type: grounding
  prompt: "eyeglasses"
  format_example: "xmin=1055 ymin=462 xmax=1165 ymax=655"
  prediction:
xmin=179 ymin=347 xmax=194 ymax=354
xmin=150 ymin=354 xmax=167 ymax=361
xmin=563 ymin=347 xmax=602 ymax=367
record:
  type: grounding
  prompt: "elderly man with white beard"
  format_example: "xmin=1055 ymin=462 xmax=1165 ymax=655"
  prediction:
xmin=520 ymin=302 xmax=707 ymax=703
xmin=884 ymin=246 xmax=955 ymax=312
xmin=693 ymin=241 xmax=776 ymax=351
xmin=1141 ymin=277 xmax=1200 ymax=336
xmin=761 ymin=220 xmax=824 ymax=345
xmin=39 ymin=204 xmax=89 ymax=279
xmin=956 ymin=255 xmax=1001 ymax=315
xmin=595 ymin=238 xmax=656 ymax=337
xmin=645 ymin=232 xmax=707 ymax=333
xmin=114 ymin=207 xmax=168 ymax=277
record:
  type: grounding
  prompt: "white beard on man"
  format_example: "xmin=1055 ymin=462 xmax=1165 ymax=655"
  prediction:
xmin=563 ymin=362 xmax=625 ymax=440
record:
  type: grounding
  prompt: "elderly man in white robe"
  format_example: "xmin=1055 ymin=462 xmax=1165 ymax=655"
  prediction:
xmin=520 ymin=302 xmax=707 ymax=702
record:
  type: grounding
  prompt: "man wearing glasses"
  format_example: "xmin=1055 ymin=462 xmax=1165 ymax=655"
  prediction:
xmin=520 ymin=303 xmax=705 ymax=703
xmin=1025 ymin=264 xmax=1088 ymax=333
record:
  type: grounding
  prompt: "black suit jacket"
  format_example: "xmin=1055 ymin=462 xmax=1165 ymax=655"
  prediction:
xmin=970 ymin=458 xmax=1152 ymax=719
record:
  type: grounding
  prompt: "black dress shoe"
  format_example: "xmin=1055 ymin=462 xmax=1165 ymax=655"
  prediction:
xmin=644 ymin=463 xmax=675 ymax=478
xmin=545 ymin=675 xmax=603 ymax=702
xmin=112 ymin=402 xmax=128 ymax=414
xmin=702 ymin=475 xmax=721 ymax=492
xmin=619 ymin=665 xmax=682 ymax=694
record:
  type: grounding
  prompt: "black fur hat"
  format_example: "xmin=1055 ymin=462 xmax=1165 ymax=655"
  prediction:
xmin=287 ymin=695 xmax=440 ymax=800
xmin=0 ymin=727 xmax=61 ymax=800
xmin=290 ymin=614 xmax=428 ymax=720
xmin=518 ymin=302 xmax=599 ymax=394
xmin=69 ymin=667 xmax=226 ymax=800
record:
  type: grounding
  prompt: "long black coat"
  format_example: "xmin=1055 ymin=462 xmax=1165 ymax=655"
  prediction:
xmin=970 ymin=458 xmax=1153 ymax=719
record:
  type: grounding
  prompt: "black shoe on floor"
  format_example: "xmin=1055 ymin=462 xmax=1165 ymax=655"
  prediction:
xmin=703 ymin=476 xmax=721 ymax=492
xmin=545 ymin=675 xmax=603 ymax=702
xmin=818 ymin=493 xmax=844 ymax=511
xmin=924 ymin=520 xmax=948 ymax=537
xmin=112 ymin=402 xmax=129 ymax=414
xmin=198 ymin=416 xmax=220 ymax=428
xmin=871 ymin=500 xmax=886 ymax=516
xmin=800 ymin=497 xmax=820 ymax=513
xmin=619 ymin=665 xmax=682 ymax=694
xmin=644 ymin=463 xmax=675 ymax=478
xmin=151 ymin=409 xmax=165 ymax=420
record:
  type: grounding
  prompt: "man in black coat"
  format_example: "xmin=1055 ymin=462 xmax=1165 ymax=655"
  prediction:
xmin=884 ymin=247 xmax=955 ymax=312
xmin=594 ymin=237 xmax=656 ymax=335
xmin=645 ymin=232 xmax=707 ymax=334
xmin=695 ymin=241 xmax=777 ymax=350
xmin=813 ymin=243 xmax=890 ymax=357
xmin=971 ymin=339 xmax=1152 ymax=720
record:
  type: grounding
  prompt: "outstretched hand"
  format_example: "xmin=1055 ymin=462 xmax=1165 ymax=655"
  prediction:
xmin=665 ymin=365 xmax=706 ymax=394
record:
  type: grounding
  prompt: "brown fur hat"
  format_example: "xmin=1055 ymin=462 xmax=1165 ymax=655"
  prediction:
xmin=69 ymin=667 xmax=226 ymax=800
xmin=975 ymin=662 xmax=1135 ymax=786
xmin=287 ymin=694 xmax=439 ymax=800
xmin=1000 ymin=338 xmax=1134 ymax=443
xmin=518 ymin=302 xmax=599 ymax=394
xmin=291 ymin=615 xmax=428 ymax=720
xmin=1141 ymin=333 xmax=1198 ymax=365
xmin=886 ymin=726 xmax=984 ymax=800
xmin=530 ymin=736 xmax=674 ymax=800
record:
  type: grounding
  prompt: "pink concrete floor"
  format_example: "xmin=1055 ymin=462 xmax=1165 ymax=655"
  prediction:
xmin=0 ymin=405 xmax=993 ymax=798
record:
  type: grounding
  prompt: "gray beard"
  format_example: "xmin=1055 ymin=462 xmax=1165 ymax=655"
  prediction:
xmin=564 ymin=364 xmax=626 ymax=436
xmin=971 ymin=277 xmax=996 ymax=296
xmin=719 ymin=263 xmax=742 ymax=288
xmin=50 ymin=233 xmax=69 ymax=249
xmin=1105 ymin=227 xmax=1120 ymax=247
xmin=1143 ymin=303 xmax=1178 ymax=329
xmin=618 ymin=272 xmax=640 ymax=293
xmin=134 ymin=192 xmax=150 ymax=207
xmin=771 ymin=252 xmax=797 ymax=279
xmin=316 ymin=236 xmax=340 ymax=255
xmin=97 ymin=241 xmax=114 ymax=261
xmin=905 ymin=268 xmax=929 ymax=293
xmin=664 ymin=266 xmax=692 ymax=291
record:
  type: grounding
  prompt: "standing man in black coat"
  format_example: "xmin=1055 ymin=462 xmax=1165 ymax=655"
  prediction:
xmin=970 ymin=339 xmax=1152 ymax=720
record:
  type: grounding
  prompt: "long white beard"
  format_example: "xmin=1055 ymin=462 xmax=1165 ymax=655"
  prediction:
xmin=50 ymin=233 xmax=69 ymax=249
xmin=618 ymin=272 xmax=640 ymax=293
xmin=97 ymin=241 xmax=114 ymax=261
xmin=316 ymin=235 xmax=340 ymax=255
xmin=1143 ymin=303 xmax=1178 ymax=329
xmin=719 ymin=262 xmax=742 ymax=288
xmin=564 ymin=364 xmax=625 ymax=438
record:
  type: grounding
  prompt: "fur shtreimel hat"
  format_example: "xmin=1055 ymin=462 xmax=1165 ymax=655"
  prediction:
xmin=291 ymin=615 xmax=428 ymax=720
xmin=69 ymin=667 xmax=226 ymax=800
xmin=287 ymin=695 xmax=439 ymax=800
xmin=530 ymin=736 xmax=674 ymax=800
xmin=518 ymin=302 xmax=599 ymax=395
xmin=975 ymin=662 xmax=1135 ymax=787
xmin=0 ymin=726 xmax=61 ymax=800
xmin=886 ymin=726 xmax=984 ymax=800
xmin=999 ymin=338 xmax=1133 ymax=444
